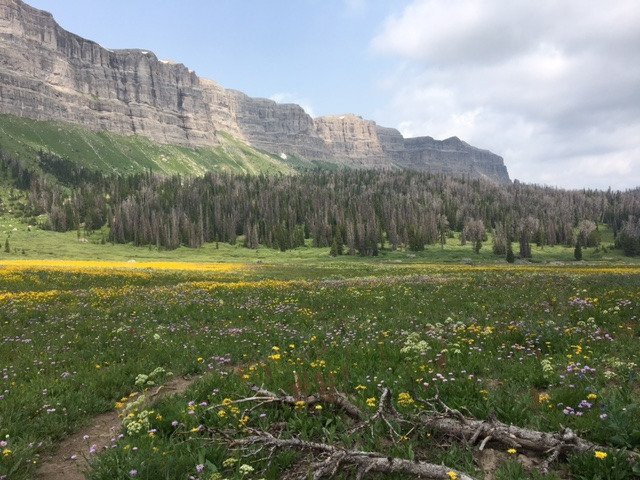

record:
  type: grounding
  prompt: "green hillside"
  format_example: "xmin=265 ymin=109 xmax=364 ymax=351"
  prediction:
xmin=0 ymin=113 xmax=309 ymax=175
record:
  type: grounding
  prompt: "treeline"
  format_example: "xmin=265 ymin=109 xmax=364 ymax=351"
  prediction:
xmin=2 ymin=146 xmax=640 ymax=256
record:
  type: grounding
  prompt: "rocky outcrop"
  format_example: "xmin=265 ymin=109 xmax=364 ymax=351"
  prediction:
xmin=376 ymin=127 xmax=510 ymax=182
xmin=0 ymin=0 xmax=510 ymax=183
xmin=314 ymin=115 xmax=387 ymax=167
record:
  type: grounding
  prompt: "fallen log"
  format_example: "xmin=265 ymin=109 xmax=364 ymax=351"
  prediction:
xmin=234 ymin=430 xmax=477 ymax=480
xmin=418 ymin=412 xmax=640 ymax=464
xmin=226 ymin=385 xmax=638 ymax=474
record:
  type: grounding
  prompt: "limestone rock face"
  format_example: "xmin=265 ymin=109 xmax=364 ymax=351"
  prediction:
xmin=314 ymin=115 xmax=387 ymax=167
xmin=0 ymin=0 xmax=510 ymax=183
xmin=231 ymin=92 xmax=327 ymax=160
xmin=0 ymin=0 xmax=243 ymax=146
xmin=380 ymin=129 xmax=510 ymax=183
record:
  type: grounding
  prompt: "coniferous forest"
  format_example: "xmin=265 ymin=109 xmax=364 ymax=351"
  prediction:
xmin=2 ymin=148 xmax=640 ymax=256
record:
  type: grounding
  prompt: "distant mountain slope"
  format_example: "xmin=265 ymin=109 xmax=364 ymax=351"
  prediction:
xmin=0 ymin=0 xmax=510 ymax=183
xmin=0 ymin=114 xmax=313 ymax=175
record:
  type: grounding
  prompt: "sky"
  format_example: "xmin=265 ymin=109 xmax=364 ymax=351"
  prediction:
xmin=26 ymin=0 xmax=640 ymax=189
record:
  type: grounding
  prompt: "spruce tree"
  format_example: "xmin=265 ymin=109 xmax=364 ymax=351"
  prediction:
xmin=335 ymin=229 xmax=344 ymax=255
xmin=506 ymin=240 xmax=515 ymax=263
xmin=574 ymin=241 xmax=583 ymax=261
xmin=329 ymin=236 xmax=338 ymax=257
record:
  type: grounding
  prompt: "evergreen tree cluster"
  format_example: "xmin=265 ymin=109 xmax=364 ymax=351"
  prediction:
xmin=2 ymin=147 xmax=640 ymax=256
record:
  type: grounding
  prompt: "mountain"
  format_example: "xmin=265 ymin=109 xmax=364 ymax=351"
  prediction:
xmin=0 ymin=0 xmax=510 ymax=183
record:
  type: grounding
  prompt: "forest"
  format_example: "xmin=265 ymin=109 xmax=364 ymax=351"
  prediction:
xmin=2 ymin=147 xmax=640 ymax=257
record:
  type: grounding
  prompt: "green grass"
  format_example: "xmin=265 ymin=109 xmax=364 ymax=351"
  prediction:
xmin=0 ymin=205 xmax=636 ymax=267
xmin=0 ymin=262 xmax=640 ymax=480
xmin=0 ymin=256 xmax=639 ymax=479
xmin=0 ymin=114 xmax=308 ymax=175
xmin=0 ymin=181 xmax=639 ymax=479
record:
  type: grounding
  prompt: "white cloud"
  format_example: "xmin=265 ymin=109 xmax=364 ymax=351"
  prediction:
xmin=269 ymin=92 xmax=316 ymax=118
xmin=372 ymin=0 xmax=640 ymax=189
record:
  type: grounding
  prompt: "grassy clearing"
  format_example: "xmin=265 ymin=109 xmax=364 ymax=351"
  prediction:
xmin=0 ymin=208 xmax=637 ymax=267
xmin=0 ymin=260 xmax=638 ymax=479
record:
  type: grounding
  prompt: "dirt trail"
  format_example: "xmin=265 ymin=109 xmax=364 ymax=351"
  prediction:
xmin=37 ymin=376 xmax=196 ymax=480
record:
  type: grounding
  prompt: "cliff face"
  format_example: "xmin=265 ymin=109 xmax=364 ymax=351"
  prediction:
xmin=314 ymin=115 xmax=387 ymax=167
xmin=376 ymin=127 xmax=509 ymax=181
xmin=0 ymin=0 xmax=510 ymax=183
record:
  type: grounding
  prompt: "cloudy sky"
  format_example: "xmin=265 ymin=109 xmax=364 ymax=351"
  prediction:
xmin=27 ymin=0 xmax=640 ymax=189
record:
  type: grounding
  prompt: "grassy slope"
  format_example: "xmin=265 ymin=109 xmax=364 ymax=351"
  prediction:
xmin=0 ymin=113 xmax=305 ymax=175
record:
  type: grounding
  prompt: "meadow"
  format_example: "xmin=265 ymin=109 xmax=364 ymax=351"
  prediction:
xmin=0 ymin=257 xmax=638 ymax=480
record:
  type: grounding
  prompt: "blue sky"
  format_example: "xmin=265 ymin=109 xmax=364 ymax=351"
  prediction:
xmin=25 ymin=1 xmax=640 ymax=189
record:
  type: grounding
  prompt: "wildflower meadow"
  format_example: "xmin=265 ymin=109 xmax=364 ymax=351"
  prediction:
xmin=0 ymin=260 xmax=638 ymax=479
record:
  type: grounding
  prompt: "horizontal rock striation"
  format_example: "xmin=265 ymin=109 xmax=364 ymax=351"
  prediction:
xmin=377 ymin=127 xmax=509 ymax=181
xmin=0 ymin=0 xmax=510 ymax=183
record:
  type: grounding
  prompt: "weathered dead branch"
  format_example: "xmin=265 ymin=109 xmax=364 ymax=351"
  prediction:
xmin=249 ymin=386 xmax=365 ymax=420
xmin=233 ymin=430 xmax=477 ymax=480
xmin=218 ymin=385 xmax=638 ymax=478
xmin=417 ymin=407 xmax=640 ymax=463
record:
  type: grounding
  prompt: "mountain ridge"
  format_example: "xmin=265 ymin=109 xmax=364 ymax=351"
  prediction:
xmin=0 ymin=0 xmax=510 ymax=183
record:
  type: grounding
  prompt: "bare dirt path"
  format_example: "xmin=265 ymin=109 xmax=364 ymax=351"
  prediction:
xmin=37 ymin=376 xmax=196 ymax=480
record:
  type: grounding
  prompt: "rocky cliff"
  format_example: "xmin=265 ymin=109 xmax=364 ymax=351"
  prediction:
xmin=0 ymin=0 xmax=510 ymax=183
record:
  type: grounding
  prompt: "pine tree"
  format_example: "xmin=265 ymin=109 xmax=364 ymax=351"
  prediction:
xmin=574 ymin=240 xmax=583 ymax=261
xmin=329 ymin=236 xmax=338 ymax=257
xmin=437 ymin=214 xmax=449 ymax=249
xmin=506 ymin=240 xmax=515 ymax=263
xmin=519 ymin=231 xmax=531 ymax=258
xmin=334 ymin=229 xmax=344 ymax=255
xmin=407 ymin=225 xmax=425 ymax=252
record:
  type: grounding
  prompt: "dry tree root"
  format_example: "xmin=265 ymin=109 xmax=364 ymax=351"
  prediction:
xmin=233 ymin=430 xmax=477 ymax=480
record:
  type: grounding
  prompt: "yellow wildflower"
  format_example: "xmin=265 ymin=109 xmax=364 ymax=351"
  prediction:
xmin=355 ymin=385 xmax=367 ymax=392
xmin=397 ymin=392 xmax=414 ymax=406
xmin=538 ymin=393 xmax=551 ymax=404
xmin=447 ymin=471 xmax=458 ymax=480
xmin=507 ymin=448 xmax=517 ymax=454
xmin=594 ymin=451 xmax=607 ymax=460
xmin=222 ymin=398 xmax=233 ymax=406
xmin=295 ymin=400 xmax=306 ymax=410
xmin=587 ymin=393 xmax=597 ymax=401
xmin=2 ymin=449 xmax=12 ymax=457
xmin=366 ymin=397 xmax=377 ymax=408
